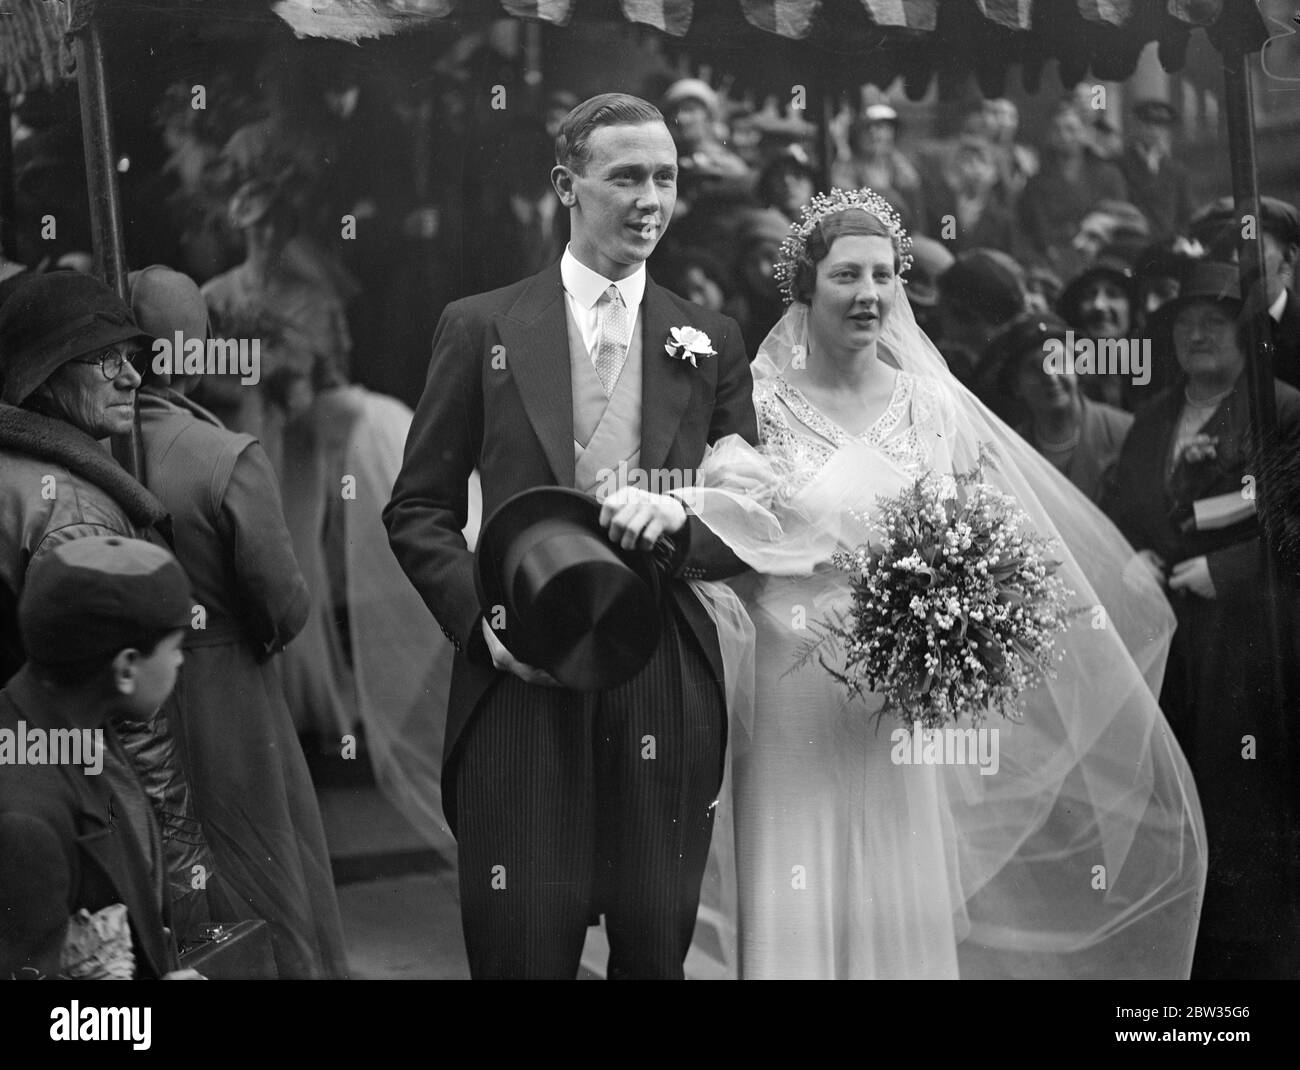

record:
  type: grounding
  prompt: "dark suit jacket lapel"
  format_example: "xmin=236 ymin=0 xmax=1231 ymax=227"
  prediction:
xmin=67 ymin=767 xmax=171 ymax=979
xmin=496 ymin=264 xmax=576 ymax=487
xmin=639 ymin=279 xmax=694 ymax=475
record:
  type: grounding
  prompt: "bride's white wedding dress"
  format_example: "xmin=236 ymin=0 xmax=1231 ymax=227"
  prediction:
xmin=682 ymin=298 xmax=1207 ymax=980
xmin=735 ymin=370 xmax=964 ymax=978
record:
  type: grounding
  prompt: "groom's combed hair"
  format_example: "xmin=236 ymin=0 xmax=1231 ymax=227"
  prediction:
xmin=554 ymin=93 xmax=664 ymax=175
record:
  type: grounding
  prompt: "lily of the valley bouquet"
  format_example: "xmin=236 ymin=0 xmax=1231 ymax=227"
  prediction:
xmin=797 ymin=449 xmax=1079 ymax=730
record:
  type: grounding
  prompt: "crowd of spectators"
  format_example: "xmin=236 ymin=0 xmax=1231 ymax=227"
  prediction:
xmin=1 ymin=57 xmax=1298 ymax=979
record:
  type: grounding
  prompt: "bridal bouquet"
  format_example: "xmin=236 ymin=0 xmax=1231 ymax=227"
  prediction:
xmin=797 ymin=449 xmax=1079 ymax=729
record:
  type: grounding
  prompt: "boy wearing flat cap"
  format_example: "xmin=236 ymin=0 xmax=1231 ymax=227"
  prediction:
xmin=0 ymin=536 xmax=201 ymax=979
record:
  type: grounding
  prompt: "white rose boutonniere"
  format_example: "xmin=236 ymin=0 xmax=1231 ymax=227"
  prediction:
xmin=664 ymin=326 xmax=717 ymax=368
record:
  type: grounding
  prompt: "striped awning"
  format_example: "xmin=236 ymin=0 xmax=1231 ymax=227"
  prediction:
xmin=267 ymin=0 xmax=1266 ymax=96
xmin=270 ymin=0 xmax=1231 ymax=40
xmin=0 ymin=1 xmax=1267 ymax=96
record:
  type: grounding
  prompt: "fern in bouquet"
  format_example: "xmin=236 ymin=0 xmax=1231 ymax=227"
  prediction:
xmin=795 ymin=446 xmax=1081 ymax=730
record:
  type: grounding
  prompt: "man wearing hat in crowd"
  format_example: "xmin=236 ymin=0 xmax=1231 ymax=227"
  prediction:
xmin=923 ymin=133 xmax=1014 ymax=255
xmin=129 ymin=265 xmax=348 ymax=980
xmin=830 ymin=103 xmax=924 ymax=231
xmin=1118 ymin=100 xmax=1192 ymax=241
xmin=1191 ymin=194 xmax=1300 ymax=390
xmin=1069 ymin=199 xmax=1151 ymax=273
xmin=0 ymin=536 xmax=203 ymax=980
xmin=1102 ymin=259 xmax=1300 ymax=978
xmin=0 ymin=271 xmax=216 ymax=935
xmin=385 ymin=92 xmax=757 ymax=979
xmin=1019 ymin=100 xmax=1129 ymax=270
xmin=980 ymin=97 xmax=1038 ymax=205
xmin=1056 ymin=245 xmax=1143 ymax=410
xmin=995 ymin=311 xmax=1134 ymax=502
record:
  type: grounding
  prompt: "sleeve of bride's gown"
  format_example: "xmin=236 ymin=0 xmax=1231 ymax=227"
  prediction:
xmin=673 ymin=315 xmax=759 ymax=582
xmin=671 ymin=427 xmax=837 ymax=577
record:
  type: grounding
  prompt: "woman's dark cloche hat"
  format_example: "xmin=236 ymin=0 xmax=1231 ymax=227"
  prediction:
xmin=1057 ymin=252 xmax=1137 ymax=327
xmin=475 ymin=487 xmax=662 ymax=692
xmin=988 ymin=311 xmax=1072 ymax=369
xmin=1162 ymin=259 xmax=1243 ymax=318
xmin=0 ymin=272 xmax=150 ymax=405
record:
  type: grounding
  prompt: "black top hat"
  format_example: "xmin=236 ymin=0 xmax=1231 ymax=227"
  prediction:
xmin=475 ymin=487 xmax=663 ymax=692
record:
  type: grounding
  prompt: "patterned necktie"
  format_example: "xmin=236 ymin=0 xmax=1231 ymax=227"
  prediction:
xmin=594 ymin=284 xmax=630 ymax=397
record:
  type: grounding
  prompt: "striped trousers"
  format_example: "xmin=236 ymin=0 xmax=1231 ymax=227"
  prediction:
xmin=454 ymin=599 xmax=725 ymax=978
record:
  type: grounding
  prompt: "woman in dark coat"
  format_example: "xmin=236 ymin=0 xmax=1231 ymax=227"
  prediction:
xmin=1102 ymin=260 xmax=1300 ymax=979
xmin=0 ymin=272 xmax=216 ymax=933
xmin=131 ymin=266 xmax=348 ymax=979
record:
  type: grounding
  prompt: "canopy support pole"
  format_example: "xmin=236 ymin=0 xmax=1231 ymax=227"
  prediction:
xmin=73 ymin=12 xmax=140 ymax=478
xmin=1220 ymin=17 xmax=1295 ymax=901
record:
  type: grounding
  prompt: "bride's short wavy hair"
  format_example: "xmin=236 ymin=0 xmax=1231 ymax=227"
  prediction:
xmin=790 ymin=210 xmax=902 ymax=305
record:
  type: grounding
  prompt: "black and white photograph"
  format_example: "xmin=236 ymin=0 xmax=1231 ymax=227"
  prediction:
xmin=0 ymin=0 xmax=1298 ymax=1034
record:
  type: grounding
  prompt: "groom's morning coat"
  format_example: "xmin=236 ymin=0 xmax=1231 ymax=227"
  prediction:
xmin=384 ymin=264 xmax=757 ymax=830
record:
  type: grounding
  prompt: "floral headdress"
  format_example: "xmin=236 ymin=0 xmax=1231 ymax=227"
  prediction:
xmin=773 ymin=187 xmax=914 ymax=305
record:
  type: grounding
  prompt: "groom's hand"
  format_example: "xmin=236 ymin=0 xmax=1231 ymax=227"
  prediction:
xmin=599 ymin=487 xmax=687 ymax=552
xmin=480 ymin=618 xmax=561 ymax=687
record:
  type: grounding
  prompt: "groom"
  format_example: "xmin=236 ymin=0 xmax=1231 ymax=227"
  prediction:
xmin=385 ymin=93 xmax=756 ymax=978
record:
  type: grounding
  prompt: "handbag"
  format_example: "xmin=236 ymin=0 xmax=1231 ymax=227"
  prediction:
xmin=179 ymin=920 xmax=277 ymax=979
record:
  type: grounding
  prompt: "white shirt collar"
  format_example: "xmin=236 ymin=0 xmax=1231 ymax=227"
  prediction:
xmin=561 ymin=245 xmax=646 ymax=313
xmin=1270 ymin=286 xmax=1288 ymax=323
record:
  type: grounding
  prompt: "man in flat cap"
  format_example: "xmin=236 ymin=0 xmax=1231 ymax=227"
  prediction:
xmin=1191 ymin=195 xmax=1300 ymax=389
xmin=1118 ymin=99 xmax=1192 ymax=241
xmin=0 ymin=536 xmax=201 ymax=979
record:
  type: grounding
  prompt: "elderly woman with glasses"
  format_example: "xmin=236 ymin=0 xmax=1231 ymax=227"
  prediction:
xmin=0 ymin=271 xmax=219 ymax=935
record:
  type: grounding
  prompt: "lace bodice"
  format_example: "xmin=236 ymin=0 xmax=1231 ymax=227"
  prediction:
xmin=755 ymin=370 xmax=944 ymax=496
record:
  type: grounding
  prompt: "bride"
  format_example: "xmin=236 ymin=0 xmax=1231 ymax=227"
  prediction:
xmin=677 ymin=189 xmax=1207 ymax=979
